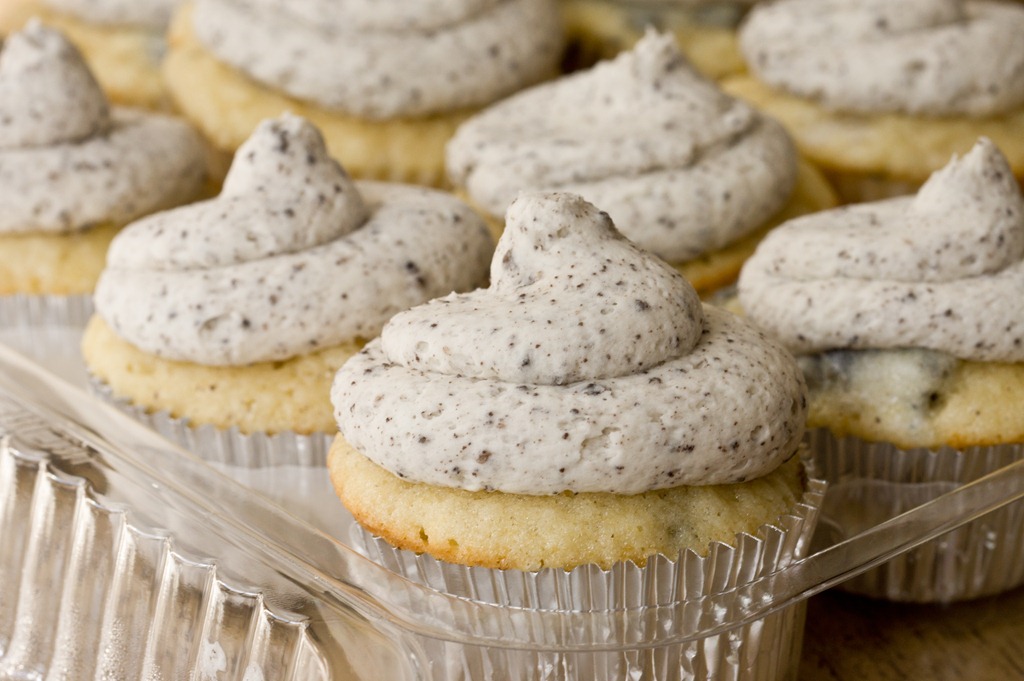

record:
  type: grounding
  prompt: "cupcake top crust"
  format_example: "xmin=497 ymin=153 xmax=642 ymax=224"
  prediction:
xmin=739 ymin=138 xmax=1024 ymax=361
xmin=447 ymin=31 xmax=797 ymax=262
xmin=190 ymin=0 xmax=564 ymax=119
xmin=94 ymin=114 xmax=495 ymax=366
xmin=740 ymin=0 xmax=1024 ymax=117
xmin=0 ymin=22 xmax=205 ymax=233
xmin=42 ymin=0 xmax=181 ymax=28
xmin=332 ymin=192 xmax=807 ymax=495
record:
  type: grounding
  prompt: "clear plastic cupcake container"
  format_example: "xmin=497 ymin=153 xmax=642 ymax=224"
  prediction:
xmin=5 ymin=325 xmax=1024 ymax=680
xmin=809 ymin=429 xmax=1024 ymax=602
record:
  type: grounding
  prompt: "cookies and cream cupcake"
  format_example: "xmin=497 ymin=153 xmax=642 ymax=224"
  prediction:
xmin=82 ymin=114 xmax=494 ymax=465
xmin=739 ymin=139 xmax=1024 ymax=601
xmin=328 ymin=191 xmax=823 ymax=678
xmin=447 ymin=31 xmax=836 ymax=294
xmin=0 ymin=22 xmax=205 ymax=306
xmin=726 ymin=0 xmax=1024 ymax=201
xmin=162 ymin=0 xmax=565 ymax=186
xmin=0 ymin=0 xmax=181 ymax=110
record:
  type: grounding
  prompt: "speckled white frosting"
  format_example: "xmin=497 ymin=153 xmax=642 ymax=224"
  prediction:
xmin=190 ymin=0 xmax=564 ymax=120
xmin=740 ymin=0 xmax=1024 ymax=117
xmin=0 ymin=23 xmax=205 ymax=234
xmin=739 ymin=139 xmax=1024 ymax=361
xmin=42 ymin=0 xmax=180 ymax=28
xmin=333 ymin=192 xmax=807 ymax=495
xmin=94 ymin=114 xmax=495 ymax=365
xmin=447 ymin=31 xmax=797 ymax=263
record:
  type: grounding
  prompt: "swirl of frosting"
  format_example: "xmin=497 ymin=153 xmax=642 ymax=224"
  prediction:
xmin=94 ymin=114 xmax=495 ymax=366
xmin=332 ymin=192 xmax=807 ymax=495
xmin=42 ymin=0 xmax=180 ymax=29
xmin=0 ymin=20 xmax=109 ymax=148
xmin=740 ymin=0 xmax=1024 ymax=117
xmin=191 ymin=0 xmax=564 ymax=120
xmin=446 ymin=31 xmax=797 ymax=262
xmin=0 ymin=23 xmax=206 ymax=233
xmin=739 ymin=138 xmax=1024 ymax=361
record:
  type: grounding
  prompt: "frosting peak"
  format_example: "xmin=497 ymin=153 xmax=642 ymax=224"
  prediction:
xmin=95 ymin=115 xmax=494 ymax=366
xmin=334 ymin=192 xmax=806 ymax=495
xmin=0 ymin=23 xmax=206 ymax=235
xmin=381 ymin=193 xmax=704 ymax=386
xmin=739 ymin=138 xmax=1024 ymax=361
xmin=447 ymin=30 xmax=797 ymax=263
xmin=110 ymin=115 xmax=367 ymax=271
xmin=0 ymin=22 xmax=109 ymax=149
xmin=740 ymin=0 xmax=1024 ymax=116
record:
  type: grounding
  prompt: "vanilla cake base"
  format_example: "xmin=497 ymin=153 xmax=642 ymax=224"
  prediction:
xmin=330 ymin=434 xmax=805 ymax=571
xmin=82 ymin=315 xmax=362 ymax=434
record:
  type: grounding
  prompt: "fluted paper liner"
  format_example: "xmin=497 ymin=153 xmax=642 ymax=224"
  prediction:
xmin=808 ymin=429 xmax=1024 ymax=602
xmin=349 ymin=463 xmax=826 ymax=681
xmin=87 ymin=375 xmax=333 ymax=468
xmin=0 ymin=293 xmax=93 ymax=329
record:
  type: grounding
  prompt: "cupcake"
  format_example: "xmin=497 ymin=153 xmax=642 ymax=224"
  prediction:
xmin=0 ymin=23 xmax=205 ymax=317
xmin=726 ymin=0 xmax=1024 ymax=202
xmin=82 ymin=114 xmax=494 ymax=466
xmin=161 ymin=0 xmax=565 ymax=187
xmin=447 ymin=31 xmax=836 ymax=295
xmin=328 ymin=192 xmax=824 ymax=679
xmin=561 ymin=0 xmax=754 ymax=78
xmin=739 ymin=139 xmax=1024 ymax=601
xmin=0 ymin=0 xmax=181 ymax=110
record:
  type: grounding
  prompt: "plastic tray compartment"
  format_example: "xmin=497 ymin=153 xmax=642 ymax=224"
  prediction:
xmin=1 ymin=334 xmax=1024 ymax=681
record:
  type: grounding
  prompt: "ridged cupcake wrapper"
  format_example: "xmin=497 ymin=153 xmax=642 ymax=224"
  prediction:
xmin=86 ymin=375 xmax=333 ymax=468
xmin=808 ymin=429 xmax=1024 ymax=603
xmin=350 ymin=467 xmax=826 ymax=681
xmin=0 ymin=294 xmax=94 ymax=329
xmin=0 ymin=295 xmax=94 ymax=387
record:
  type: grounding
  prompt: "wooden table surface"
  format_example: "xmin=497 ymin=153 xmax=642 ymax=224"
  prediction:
xmin=800 ymin=586 xmax=1024 ymax=680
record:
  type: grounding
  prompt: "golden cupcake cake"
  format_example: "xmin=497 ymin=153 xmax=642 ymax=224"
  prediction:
xmin=447 ymin=31 xmax=835 ymax=295
xmin=328 ymin=191 xmax=823 ymax=679
xmin=82 ymin=114 xmax=494 ymax=464
xmin=560 ymin=0 xmax=754 ymax=78
xmin=0 ymin=22 xmax=205 ymax=301
xmin=162 ymin=0 xmax=565 ymax=186
xmin=0 ymin=0 xmax=182 ymax=110
xmin=726 ymin=0 xmax=1024 ymax=201
xmin=739 ymin=139 xmax=1024 ymax=601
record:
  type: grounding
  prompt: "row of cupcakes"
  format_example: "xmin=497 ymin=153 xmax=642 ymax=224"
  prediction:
xmin=3 ymin=11 xmax=1024 ymax=678
xmin=3 ymin=18 xmax=838 ymax=303
xmin=4 ymin=19 xmax=825 ymax=680
xmin=79 ymin=115 xmax=825 ymax=680
xmin=5 ymin=0 xmax=1021 ymax=204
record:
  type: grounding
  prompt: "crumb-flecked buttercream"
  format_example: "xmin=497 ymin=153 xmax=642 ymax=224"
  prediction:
xmin=740 ymin=0 xmax=1024 ymax=117
xmin=94 ymin=114 xmax=495 ymax=366
xmin=739 ymin=138 xmax=1024 ymax=361
xmin=0 ymin=23 xmax=205 ymax=234
xmin=190 ymin=0 xmax=564 ymax=120
xmin=42 ymin=0 xmax=180 ymax=28
xmin=447 ymin=31 xmax=797 ymax=262
xmin=333 ymin=192 xmax=806 ymax=495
